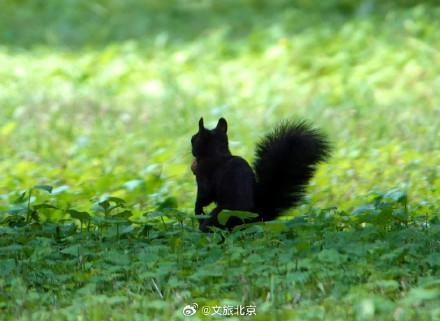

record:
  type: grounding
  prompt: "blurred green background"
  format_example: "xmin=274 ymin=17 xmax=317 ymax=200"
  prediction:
xmin=0 ymin=1 xmax=439 ymax=320
xmin=1 ymin=0 xmax=438 ymax=215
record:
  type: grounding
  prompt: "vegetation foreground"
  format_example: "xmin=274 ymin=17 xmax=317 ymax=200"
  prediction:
xmin=0 ymin=0 xmax=439 ymax=320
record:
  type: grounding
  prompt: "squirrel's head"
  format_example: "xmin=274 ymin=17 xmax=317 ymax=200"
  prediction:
xmin=191 ymin=117 xmax=230 ymax=159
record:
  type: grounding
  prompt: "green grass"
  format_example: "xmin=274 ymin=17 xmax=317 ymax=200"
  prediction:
xmin=0 ymin=0 xmax=439 ymax=320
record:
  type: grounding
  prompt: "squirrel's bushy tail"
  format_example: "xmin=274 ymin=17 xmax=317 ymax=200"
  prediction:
xmin=254 ymin=120 xmax=331 ymax=221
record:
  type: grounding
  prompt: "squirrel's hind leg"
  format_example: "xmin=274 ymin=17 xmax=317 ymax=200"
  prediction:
xmin=199 ymin=207 xmax=252 ymax=232
xmin=199 ymin=207 xmax=223 ymax=232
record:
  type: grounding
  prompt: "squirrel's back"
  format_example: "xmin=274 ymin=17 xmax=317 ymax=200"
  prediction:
xmin=253 ymin=120 xmax=331 ymax=220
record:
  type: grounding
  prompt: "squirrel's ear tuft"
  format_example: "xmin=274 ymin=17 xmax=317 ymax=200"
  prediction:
xmin=198 ymin=117 xmax=204 ymax=131
xmin=216 ymin=118 xmax=228 ymax=133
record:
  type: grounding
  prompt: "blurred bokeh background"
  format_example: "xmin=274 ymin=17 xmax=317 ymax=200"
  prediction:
xmin=0 ymin=0 xmax=438 ymax=216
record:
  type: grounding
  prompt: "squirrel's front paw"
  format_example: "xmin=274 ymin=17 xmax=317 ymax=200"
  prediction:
xmin=199 ymin=220 xmax=210 ymax=233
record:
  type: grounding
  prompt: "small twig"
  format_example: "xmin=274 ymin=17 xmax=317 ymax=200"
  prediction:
xmin=151 ymin=278 xmax=164 ymax=300
xmin=26 ymin=188 xmax=33 ymax=223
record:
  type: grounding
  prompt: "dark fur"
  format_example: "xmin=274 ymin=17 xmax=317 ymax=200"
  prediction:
xmin=191 ymin=118 xmax=331 ymax=232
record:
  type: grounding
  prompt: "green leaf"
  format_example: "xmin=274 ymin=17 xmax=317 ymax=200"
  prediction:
xmin=2 ymin=215 xmax=26 ymax=226
xmin=0 ymin=244 xmax=24 ymax=254
xmin=148 ymin=211 xmax=168 ymax=218
xmin=104 ymin=251 xmax=130 ymax=265
xmin=33 ymin=185 xmax=53 ymax=193
xmin=12 ymin=192 xmax=27 ymax=204
xmin=317 ymin=249 xmax=347 ymax=265
xmin=60 ymin=245 xmax=81 ymax=257
xmin=262 ymin=221 xmax=288 ymax=233
xmin=352 ymin=204 xmax=375 ymax=216
xmin=384 ymin=189 xmax=407 ymax=203
xmin=33 ymin=203 xmax=57 ymax=210
xmin=217 ymin=210 xmax=258 ymax=225
xmin=107 ymin=197 xmax=126 ymax=206
xmin=68 ymin=210 xmax=91 ymax=222
xmin=112 ymin=210 xmax=132 ymax=219
xmin=193 ymin=214 xmax=211 ymax=220
xmin=123 ymin=179 xmax=144 ymax=191
xmin=0 ymin=259 xmax=16 ymax=277
xmin=52 ymin=185 xmax=70 ymax=194
xmin=157 ymin=197 xmax=178 ymax=210
xmin=403 ymin=287 xmax=440 ymax=305
xmin=98 ymin=200 xmax=110 ymax=211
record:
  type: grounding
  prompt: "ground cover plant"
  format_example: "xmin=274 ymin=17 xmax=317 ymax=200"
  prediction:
xmin=0 ymin=0 xmax=439 ymax=320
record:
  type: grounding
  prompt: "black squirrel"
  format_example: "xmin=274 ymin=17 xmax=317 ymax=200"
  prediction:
xmin=191 ymin=117 xmax=331 ymax=232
